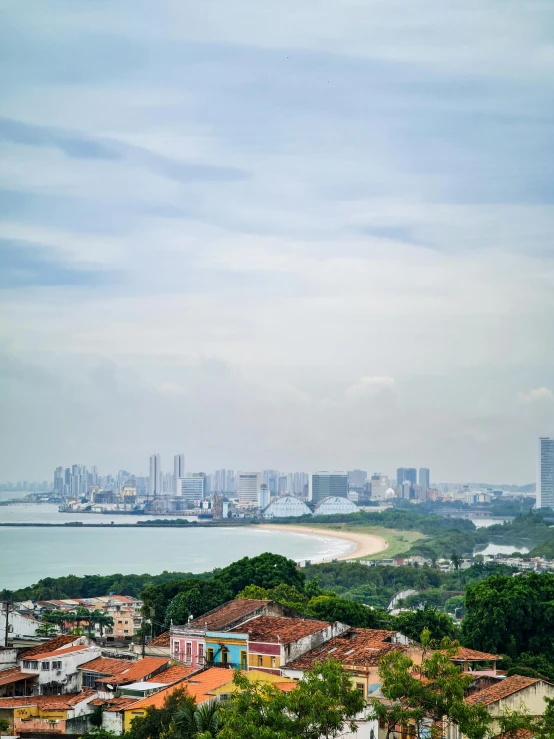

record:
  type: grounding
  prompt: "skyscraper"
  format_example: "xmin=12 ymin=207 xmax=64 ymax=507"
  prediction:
xmin=538 ymin=437 xmax=554 ymax=510
xmin=397 ymin=468 xmax=417 ymax=485
xmin=177 ymin=476 xmax=205 ymax=504
xmin=237 ymin=472 xmax=261 ymax=503
xmin=149 ymin=454 xmax=161 ymax=497
xmin=419 ymin=468 xmax=430 ymax=490
xmin=174 ymin=454 xmax=185 ymax=494
xmin=311 ymin=472 xmax=348 ymax=505
xmin=348 ymin=470 xmax=367 ymax=490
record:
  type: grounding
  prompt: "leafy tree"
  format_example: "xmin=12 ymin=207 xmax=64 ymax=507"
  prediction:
xmin=370 ymin=634 xmax=492 ymax=739
xmin=164 ymin=580 xmax=233 ymax=627
xmin=35 ymin=622 xmax=58 ymax=637
xmin=235 ymin=584 xmax=271 ymax=600
xmin=450 ymin=553 xmax=462 ymax=571
xmin=174 ymin=699 xmax=220 ymax=738
xmin=213 ymin=553 xmax=305 ymax=596
xmin=395 ymin=605 xmax=459 ymax=642
xmin=444 ymin=595 xmax=465 ymax=617
xmin=125 ymin=688 xmax=195 ymax=739
xmin=218 ymin=659 xmax=365 ymax=739
xmin=79 ymin=730 xmax=117 ymax=739
xmin=0 ymin=717 xmax=10 ymax=735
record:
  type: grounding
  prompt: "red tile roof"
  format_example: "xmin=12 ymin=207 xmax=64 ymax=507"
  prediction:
xmin=90 ymin=696 xmax=140 ymax=711
xmin=0 ymin=668 xmax=38 ymax=687
xmin=189 ymin=599 xmax=271 ymax=631
xmin=0 ymin=690 xmax=96 ymax=710
xmin=451 ymin=647 xmax=501 ymax=661
xmin=20 ymin=635 xmax=78 ymax=658
xmin=146 ymin=665 xmax=197 ymax=684
xmin=78 ymin=657 xmax=135 ymax=675
xmin=22 ymin=644 xmax=92 ymax=661
xmin=150 ymin=631 xmax=170 ymax=647
xmin=96 ymin=657 xmax=171 ymax=686
xmin=495 ymin=731 xmax=535 ymax=739
xmin=466 ymin=676 xmax=541 ymax=706
xmin=127 ymin=669 xmax=237 ymax=711
xmin=285 ymin=628 xmax=406 ymax=670
xmin=230 ymin=615 xmax=331 ymax=644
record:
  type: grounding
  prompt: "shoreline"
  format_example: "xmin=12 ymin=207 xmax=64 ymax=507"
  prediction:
xmin=256 ymin=524 xmax=388 ymax=561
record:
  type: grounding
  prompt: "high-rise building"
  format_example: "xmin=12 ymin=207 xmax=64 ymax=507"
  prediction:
xmin=369 ymin=473 xmax=389 ymax=500
xmin=177 ymin=476 xmax=205 ymax=505
xmin=538 ymin=437 xmax=554 ymax=509
xmin=149 ymin=454 xmax=161 ymax=497
xmin=53 ymin=467 xmax=64 ymax=495
xmin=258 ymin=484 xmax=270 ymax=510
xmin=397 ymin=468 xmax=417 ymax=486
xmin=348 ymin=470 xmax=367 ymax=490
xmin=174 ymin=454 xmax=185 ymax=494
xmin=419 ymin=468 xmax=430 ymax=490
xmin=237 ymin=472 xmax=261 ymax=503
xmin=311 ymin=472 xmax=348 ymax=505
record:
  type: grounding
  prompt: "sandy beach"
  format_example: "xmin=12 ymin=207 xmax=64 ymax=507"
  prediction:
xmin=257 ymin=524 xmax=388 ymax=561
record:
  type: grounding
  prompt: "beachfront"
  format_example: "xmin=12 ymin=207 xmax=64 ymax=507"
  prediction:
xmin=257 ymin=524 xmax=388 ymax=561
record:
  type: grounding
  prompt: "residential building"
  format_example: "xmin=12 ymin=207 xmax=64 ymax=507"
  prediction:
xmin=0 ymin=605 xmax=41 ymax=643
xmin=177 ymin=476 xmax=205 ymax=504
xmin=237 ymin=472 xmax=261 ymax=504
xmin=20 ymin=643 xmax=102 ymax=695
xmin=311 ymin=472 xmax=348 ymax=504
xmin=0 ymin=691 xmax=98 ymax=737
xmin=170 ymin=598 xmax=291 ymax=667
xmin=173 ymin=454 xmax=185 ymax=495
xmin=149 ymin=454 xmax=161 ymax=497
xmin=537 ymin=437 xmax=554 ymax=509
xmin=419 ymin=467 xmax=430 ymax=490
xmin=93 ymin=657 xmax=171 ymax=693
xmin=205 ymin=630 xmax=249 ymax=670
xmin=0 ymin=668 xmax=39 ymax=699
xmin=229 ymin=615 xmax=348 ymax=675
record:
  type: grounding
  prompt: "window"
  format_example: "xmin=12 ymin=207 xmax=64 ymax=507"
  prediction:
xmin=221 ymin=648 xmax=229 ymax=664
xmin=258 ymin=655 xmax=263 ymax=667
xmin=41 ymin=662 xmax=50 ymax=671
xmin=219 ymin=693 xmax=230 ymax=702
xmin=198 ymin=644 xmax=204 ymax=663
xmin=52 ymin=661 xmax=61 ymax=670
xmin=206 ymin=648 xmax=214 ymax=663
xmin=186 ymin=642 xmax=192 ymax=660
xmin=240 ymin=651 xmax=247 ymax=670
xmin=124 ymin=630 xmax=129 ymax=634
xmin=271 ymin=657 xmax=276 ymax=668
xmin=356 ymin=683 xmax=365 ymax=696
xmin=117 ymin=620 xmax=123 ymax=625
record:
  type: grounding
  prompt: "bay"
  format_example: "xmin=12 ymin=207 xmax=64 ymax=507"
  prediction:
xmin=0 ymin=504 xmax=353 ymax=590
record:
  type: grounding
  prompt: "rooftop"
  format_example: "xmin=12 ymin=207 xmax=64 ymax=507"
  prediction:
xmin=146 ymin=665 xmax=197 ymax=684
xmin=466 ymin=675 xmax=541 ymax=706
xmin=150 ymin=631 xmax=170 ymax=647
xmin=126 ymin=669 xmax=236 ymax=711
xmin=188 ymin=599 xmax=271 ymax=631
xmin=20 ymin=635 xmax=78 ymax=658
xmin=450 ymin=647 xmax=501 ymax=662
xmin=96 ymin=657 xmax=170 ymax=686
xmin=0 ymin=668 xmax=38 ymax=687
xmin=285 ymin=628 xmax=406 ymax=670
xmin=22 ymin=644 xmax=93 ymax=662
xmin=229 ymin=615 xmax=330 ymax=644
xmin=90 ymin=696 xmax=139 ymax=711
xmin=78 ymin=657 xmax=134 ymax=675
xmin=0 ymin=690 xmax=96 ymax=710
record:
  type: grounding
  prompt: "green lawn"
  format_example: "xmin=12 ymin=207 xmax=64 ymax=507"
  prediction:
xmin=292 ymin=522 xmax=426 ymax=560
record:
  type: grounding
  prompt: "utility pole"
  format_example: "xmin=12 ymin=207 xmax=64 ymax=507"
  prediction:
xmin=2 ymin=599 xmax=15 ymax=648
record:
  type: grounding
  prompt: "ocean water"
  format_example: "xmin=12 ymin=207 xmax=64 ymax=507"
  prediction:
xmin=0 ymin=504 xmax=353 ymax=590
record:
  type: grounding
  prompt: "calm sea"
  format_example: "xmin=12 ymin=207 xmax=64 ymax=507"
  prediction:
xmin=0 ymin=504 xmax=353 ymax=590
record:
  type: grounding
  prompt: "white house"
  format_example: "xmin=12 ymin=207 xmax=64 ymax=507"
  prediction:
xmin=19 ymin=643 xmax=101 ymax=695
xmin=0 ymin=605 xmax=41 ymax=642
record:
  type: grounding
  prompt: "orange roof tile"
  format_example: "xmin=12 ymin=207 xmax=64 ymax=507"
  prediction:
xmin=79 ymin=657 xmax=136 ymax=675
xmin=127 ymin=669 xmax=238 ymax=711
xmin=22 ymin=644 xmax=93 ymax=661
xmin=188 ymin=599 xmax=271 ymax=631
xmin=230 ymin=615 xmax=330 ymax=644
xmin=466 ymin=676 xmax=541 ymax=706
xmin=20 ymin=635 xmax=77 ymax=658
xmin=0 ymin=668 xmax=38 ymax=687
xmin=0 ymin=690 xmax=96 ymax=710
xmin=285 ymin=628 xmax=406 ymax=670
xmin=451 ymin=647 xmax=501 ymax=661
xmin=96 ymin=657 xmax=170 ymax=686
xmin=495 ymin=730 xmax=535 ymax=739
xmin=150 ymin=631 xmax=170 ymax=647
xmin=90 ymin=696 xmax=140 ymax=711
xmin=146 ymin=665 xmax=197 ymax=684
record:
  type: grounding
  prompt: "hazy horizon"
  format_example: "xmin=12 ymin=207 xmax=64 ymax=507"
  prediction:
xmin=1 ymin=1 xmax=553 ymax=482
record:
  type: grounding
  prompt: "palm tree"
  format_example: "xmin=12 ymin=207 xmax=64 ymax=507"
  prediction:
xmin=174 ymin=699 xmax=220 ymax=738
xmin=94 ymin=611 xmax=114 ymax=637
xmin=450 ymin=553 xmax=462 ymax=571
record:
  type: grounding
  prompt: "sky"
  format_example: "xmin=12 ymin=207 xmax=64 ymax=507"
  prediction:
xmin=1 ymin=0 xmax=553 ymax=483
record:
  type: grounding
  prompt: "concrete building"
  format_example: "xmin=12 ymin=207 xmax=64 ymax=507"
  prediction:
xmin=397 ymin=468 xmax=417 ymax=486
xmin=348 ymin=470 xmax=367 ymax=490
xmin=177 ymin=476 xmax=205 ymax=504
xmin=237 ymin=472 xmax=260 ymax=504
xmin=20 ymin=643 xmax=102 ymax=695
xmin=149 ymin=454 xmax=161 ymax=497
xmin=538 ymin=437 xmax=554 ymax=509
xmin=0 ymin=605 xmax=41 ymax=643
xmin=257 ymin=484 xmax=270 ymax=510
xmin=173 ymin=454 xmax=185 ymax=495
xmin=419 ymin=467 xmax=430 ymax=490
xmin=369 ymin=473 xmax=389 ymax=501
xmin=311 ymin=472 xmax=348 ymax=505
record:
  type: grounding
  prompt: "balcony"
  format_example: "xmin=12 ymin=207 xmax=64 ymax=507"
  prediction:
xmin=15 ymin=718 xmax=67 ymax=734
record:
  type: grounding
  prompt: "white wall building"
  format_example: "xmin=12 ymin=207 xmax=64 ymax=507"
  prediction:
xmin=258 ymin=484 xmax=270 ymax=509
xmin=237 ymin=472 xmax=260 ymax=504
xmin=0 ymin=606 xmax=41 ymax=642
xmin=369 ymin=473 xmax=389 ymax=501
xmin=177 ymin=476 xmax=205 ymax=504
xmin=20 ymin=643 xmax=101 ymax=695
xmin=538 ymin=437 xmax=554 ymax=509
xmin=262 ymin=495 xmax=312 ymax=519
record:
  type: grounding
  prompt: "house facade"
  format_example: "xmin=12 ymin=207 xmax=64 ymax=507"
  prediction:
xmin=20 ymin=644 xmax=101 ymax=695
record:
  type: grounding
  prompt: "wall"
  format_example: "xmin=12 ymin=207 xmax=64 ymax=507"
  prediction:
xmin=20 ymin=646 xmax=101 ymax=694
xmin=0 ymin=607 xmax=40 ymax=642
xmin=103 ymin=709 xmax=125 ymax=735
xmin=205 ymin=632 xmax=248 ymax=667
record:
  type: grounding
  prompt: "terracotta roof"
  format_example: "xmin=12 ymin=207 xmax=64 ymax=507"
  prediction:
xmin=451 ymin=647 xmax=501 ymax=661
xmin=126 ymin=669 xmax=238 ymax=712
xmin=0 ymin=690 xmax=96 ymax=710
xmin=90 ymin=696 xmax=140 ymax=711
xmin=229 ymin=615 xmax=330 ymax=644
xmin=96 ymin=657 xmax=171 ymax=686
xmin=188 ymin=599 xmax=271 ymax=631
xmin=466 ymin=676 xmax=541 ymax=706
xmin=20 ymin=635 xmax=77 ymax=658
xmin=285 ymin=628 xmax=406 ymax=670
xmin=150 ymin=631 xmax=170 ymax=647
xmin=22 ymin=644 xmax=93 ymax=662
xmin=495 ymin=731 xmax=535 ymax=739
xmin=146 ymin=665 xmax=196 ymax=684
xmin=78 ymin=657 xmax=135 ymax=675
xmin=0 ymin=668 xmax=38 ymax=687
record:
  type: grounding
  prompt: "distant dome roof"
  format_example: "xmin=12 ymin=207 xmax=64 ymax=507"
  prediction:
xmin=314 ymin=496 xmax=359 ymax=515
xmin=385 ymin=487 xmax=396 ymax=498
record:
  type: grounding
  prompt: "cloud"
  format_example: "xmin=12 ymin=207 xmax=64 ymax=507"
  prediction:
xmin=517 ymin=387 xmax=554 ymax=404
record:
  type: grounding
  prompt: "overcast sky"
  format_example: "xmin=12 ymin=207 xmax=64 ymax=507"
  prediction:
xmin=1 ymin=0 xmax=553 ymax=483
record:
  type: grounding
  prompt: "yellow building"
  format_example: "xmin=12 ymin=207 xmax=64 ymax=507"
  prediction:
xmin=0 ymin=691 xmax=96 ymax=735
